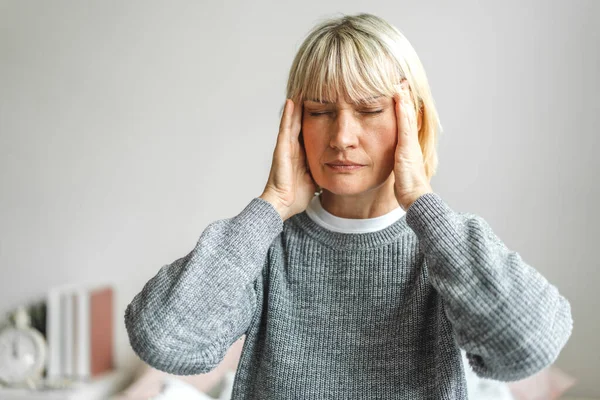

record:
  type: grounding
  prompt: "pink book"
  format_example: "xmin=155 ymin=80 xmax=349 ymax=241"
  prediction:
xmin=90 ymin=286 xmax=114 ymax=377
xmin=72 ymin=284 xmax=114 ymax=380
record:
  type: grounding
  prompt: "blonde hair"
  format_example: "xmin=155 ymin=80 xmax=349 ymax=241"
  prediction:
xmin=285 ymin=13 xmax=442 ymax=180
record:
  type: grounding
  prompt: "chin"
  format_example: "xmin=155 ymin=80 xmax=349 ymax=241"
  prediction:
xmin=319 ymin=181 xmax=371 ymax=196
xmin=318 ymin=170 xmax=393 ymax=195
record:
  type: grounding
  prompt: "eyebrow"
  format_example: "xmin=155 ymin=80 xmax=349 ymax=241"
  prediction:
xmin=304 ymin=95 xmax=383 ymax=104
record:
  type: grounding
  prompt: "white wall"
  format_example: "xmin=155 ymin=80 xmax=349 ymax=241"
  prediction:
xmin=1 ymin=0 xmax=598 ymax=397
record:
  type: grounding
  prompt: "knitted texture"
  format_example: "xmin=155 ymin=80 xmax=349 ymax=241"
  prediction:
xmin=124 ymin=192 xmax=573 ymax=399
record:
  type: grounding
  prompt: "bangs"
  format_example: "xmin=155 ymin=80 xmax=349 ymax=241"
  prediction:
xmin=295 ymin=29 xmax=402 ymax=105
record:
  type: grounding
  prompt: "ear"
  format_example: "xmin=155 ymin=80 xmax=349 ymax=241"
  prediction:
xmin=417 ymin=104 xmax=423 ymax=132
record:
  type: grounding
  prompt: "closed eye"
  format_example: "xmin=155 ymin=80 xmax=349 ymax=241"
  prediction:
xmin=309 ymin=110 xmax=383 ymax=116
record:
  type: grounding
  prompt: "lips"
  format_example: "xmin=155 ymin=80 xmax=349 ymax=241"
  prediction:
xmin=326 ymin=163 xmax=364 ymax=171
xmin=326 ymin=161 xmax=364 ymax=166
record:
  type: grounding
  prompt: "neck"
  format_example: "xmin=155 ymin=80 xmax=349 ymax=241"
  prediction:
xmin=319 ymin=173 xmax=400 ymax=219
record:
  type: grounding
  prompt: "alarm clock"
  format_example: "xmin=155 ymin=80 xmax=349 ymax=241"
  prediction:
xmin=0 ymin=306 xmax=47 ymax=389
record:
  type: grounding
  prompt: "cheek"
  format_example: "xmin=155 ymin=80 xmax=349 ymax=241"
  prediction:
xmin=371 ymin=120 xmax=398 ymax=168
xmin=301 ymin=121 xmax=324 ymax=150
xmin=382 ymin=111 xmax=398 ymax=135
xmin=300 ymin=128 xmax=321 ymax=168
xmin=372 ymin=117 xmax=398 ymax=148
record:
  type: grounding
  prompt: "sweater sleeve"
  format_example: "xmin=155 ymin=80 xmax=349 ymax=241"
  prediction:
xmin=404 ymin=192 xmax=573 ymax=382
xmin=124 ymin=197 xmax=283 ymax=375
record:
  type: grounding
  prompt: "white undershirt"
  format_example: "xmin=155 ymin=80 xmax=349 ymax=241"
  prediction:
xmin=304 ymin=194 xmax=406 ymax=234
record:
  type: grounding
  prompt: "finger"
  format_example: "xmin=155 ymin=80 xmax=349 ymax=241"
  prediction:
xmin=291 ymin=99 xmax=303 ymax=141
xmin=282 ymin=99 xmax=302 ymax=144
xmin=277 ymin=100 xmax=298 ymax=155
xmin=278 ymin=99 xmax=292 ymax=136
xmin=393 ymin=86 xmax=406 ymax=136
xmin=394 ymin=85 xmax=416 ymax=146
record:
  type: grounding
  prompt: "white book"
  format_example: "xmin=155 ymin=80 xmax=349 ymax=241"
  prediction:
xmin=74 ymin=285 xmax=91 ymax=380
xmin=46 ymin=283 xmax=80 ymax=380
xmin=61 ymin=289 xmax=74 ymax=378
xmin=45 ymin=287 xmax=63 ymax=380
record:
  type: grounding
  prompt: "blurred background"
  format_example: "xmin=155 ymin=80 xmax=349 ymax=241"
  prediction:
xmin=0 ymin=0 xmax=598 ymax=398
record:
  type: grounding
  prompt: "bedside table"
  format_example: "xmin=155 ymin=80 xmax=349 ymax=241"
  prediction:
xmin=0 ymin=369 xmax=133 ymax=400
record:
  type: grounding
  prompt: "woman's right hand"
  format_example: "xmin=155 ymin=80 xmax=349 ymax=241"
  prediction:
xmin=260 ymin=98 xmax=317 ymax=221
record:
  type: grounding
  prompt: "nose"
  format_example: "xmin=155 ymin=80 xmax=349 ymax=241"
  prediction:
xmin=329 ymin=111 xmax=359 ymax=151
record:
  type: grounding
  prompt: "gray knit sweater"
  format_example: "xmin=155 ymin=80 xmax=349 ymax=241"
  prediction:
xmin=124 ymin=192 xmax=573 ymax=399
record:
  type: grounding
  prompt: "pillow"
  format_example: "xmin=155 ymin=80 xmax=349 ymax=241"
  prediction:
xmin=114 ymin=336 xmax=245 ymax=399
xmin=150 ymin=377 xmax=215 ymax=400
xmin=506 ymin=364 xmax=577 ymax=400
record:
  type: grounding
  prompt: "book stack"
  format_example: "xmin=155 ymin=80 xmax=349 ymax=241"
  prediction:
xmin=45 ymin=283 xmax=115 ymax=382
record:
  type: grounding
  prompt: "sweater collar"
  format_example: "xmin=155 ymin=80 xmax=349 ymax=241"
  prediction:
xmin=305 ymin=194 xmax=405 ymax=233
xmin=290 ymin=194 xmax=412 ymax=249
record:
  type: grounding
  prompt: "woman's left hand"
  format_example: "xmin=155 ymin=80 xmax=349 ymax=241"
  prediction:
xmin=393 ymin=78 xmax=434 ymax=212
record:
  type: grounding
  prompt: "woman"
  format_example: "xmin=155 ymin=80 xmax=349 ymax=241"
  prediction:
xmin=125 ymin=13 xmax=573 ymax=399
